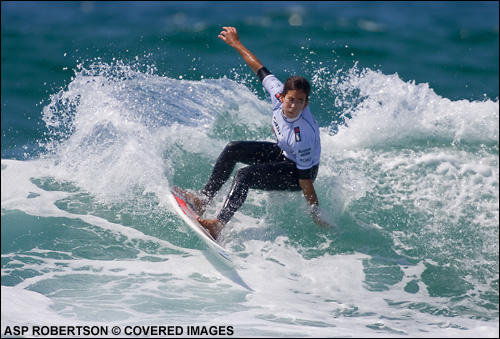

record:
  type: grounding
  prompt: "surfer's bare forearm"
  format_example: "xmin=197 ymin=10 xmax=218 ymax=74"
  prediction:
xmin=299 ymin=179 xmax=319 ymax=207
xmin=218 ymin=26 xmax=264 ymax=74
xmin=299 ymin=179 xmax=331 ymax=227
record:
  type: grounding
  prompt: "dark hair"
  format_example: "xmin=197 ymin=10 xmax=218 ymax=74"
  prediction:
xmin=281 ymin=76 xmax=311 ymax=100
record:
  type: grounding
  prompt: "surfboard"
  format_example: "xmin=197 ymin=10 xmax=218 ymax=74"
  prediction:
xmin=168 ymin=187 xmax=233 ymax=266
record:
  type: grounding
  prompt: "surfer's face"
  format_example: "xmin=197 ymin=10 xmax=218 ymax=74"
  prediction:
xmin=280 ymin=90 xmax=308 ymax=119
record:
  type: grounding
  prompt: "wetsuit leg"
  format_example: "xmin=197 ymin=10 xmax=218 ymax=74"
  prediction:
xmin=201 ymin=140 xmax=319 ymax=225
xmin=200 ymin=141 xmax=283 ymax=200
xmin=216 ymin=159 xmax=303 ymax=224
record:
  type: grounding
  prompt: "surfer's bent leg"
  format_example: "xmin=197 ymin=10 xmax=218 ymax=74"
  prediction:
xmin=200 ymin=141 xmax=282 ymax=201
xmin=216 ymin=160 xmax=317 ymax=225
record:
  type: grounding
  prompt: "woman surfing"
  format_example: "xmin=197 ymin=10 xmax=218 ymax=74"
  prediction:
xmin=174 ymin=27 xmax=330 ymax=239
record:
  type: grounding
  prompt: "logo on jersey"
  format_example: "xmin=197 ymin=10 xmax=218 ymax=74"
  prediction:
xmin=294 ymin=127 xmax=301 ymax=142
xmin=273 ymin=116 xmax=282 ymax=141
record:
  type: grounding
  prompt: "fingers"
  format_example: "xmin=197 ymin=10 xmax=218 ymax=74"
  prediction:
xmin=218 ymin=26 xmax=237 ymax=40
xmin=221 ymin=26 xmax=236 ymax=33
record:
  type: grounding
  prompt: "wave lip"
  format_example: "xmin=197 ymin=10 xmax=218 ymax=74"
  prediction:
xmin=330 ymin=68 xmax=499 ymax=148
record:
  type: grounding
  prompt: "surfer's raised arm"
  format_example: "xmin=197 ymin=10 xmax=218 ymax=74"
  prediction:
xmin=218 ymin=26 xmax=264 ymax=74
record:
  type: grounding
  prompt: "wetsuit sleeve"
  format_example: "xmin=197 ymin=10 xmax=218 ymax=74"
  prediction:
xmin=298 ymin=168 xmax=315 ymax=180
xmin=257 ymin=67 xmax=272 ymax=82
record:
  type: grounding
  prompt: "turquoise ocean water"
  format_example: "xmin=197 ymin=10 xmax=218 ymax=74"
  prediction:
xmin=2 ymin=1 xmax=499 ymax=337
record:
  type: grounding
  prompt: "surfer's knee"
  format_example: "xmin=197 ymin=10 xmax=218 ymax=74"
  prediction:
xmin=223 ymin=141 xmax=240 ymax=153
xmin=234 ymin=166 xmax=251 ymax=183
xmin=218 ymin=141 xmax=242 ymax=163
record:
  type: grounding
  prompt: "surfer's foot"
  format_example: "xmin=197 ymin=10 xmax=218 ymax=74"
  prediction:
xmin=172 ymin=186 xmax=208 ymax=216
xmin=196 ymin=218 xmax=223 ymax=240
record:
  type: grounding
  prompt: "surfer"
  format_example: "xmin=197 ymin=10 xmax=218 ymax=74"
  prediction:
xmin=177 ymin=26 xmax=329 ymax=239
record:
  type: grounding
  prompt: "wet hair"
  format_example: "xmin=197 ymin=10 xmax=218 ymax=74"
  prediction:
xmin=281 ymin=76 xmax=311 ymax=100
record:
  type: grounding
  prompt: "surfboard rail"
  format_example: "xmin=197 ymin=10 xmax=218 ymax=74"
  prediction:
xmin=169 ymin=188 xmax=234 ymax=266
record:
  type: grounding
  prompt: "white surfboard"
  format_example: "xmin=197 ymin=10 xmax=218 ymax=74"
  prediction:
xmin=168 ymin=187 xmax=233 ymax=266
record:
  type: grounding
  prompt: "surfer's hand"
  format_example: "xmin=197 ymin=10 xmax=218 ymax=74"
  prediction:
xmin=218 ymin=27 xmax=240 ymax=48
xmin=310 ymin=205 xmax=334 ymax=228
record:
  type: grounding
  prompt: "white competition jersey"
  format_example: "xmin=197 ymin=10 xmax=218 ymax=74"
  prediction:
xmin=262 ymin=74 xmax=321 ymax=170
